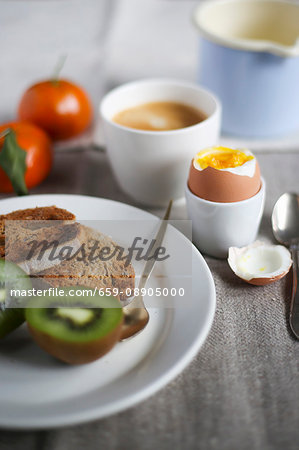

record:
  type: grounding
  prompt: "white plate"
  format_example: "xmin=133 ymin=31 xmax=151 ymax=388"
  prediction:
xmin=0 ymin=194 xmax=215 ymax=429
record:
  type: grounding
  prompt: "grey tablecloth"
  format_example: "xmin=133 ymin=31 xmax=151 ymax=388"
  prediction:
xmin=0 ymin=149 xmax=298 ymax=450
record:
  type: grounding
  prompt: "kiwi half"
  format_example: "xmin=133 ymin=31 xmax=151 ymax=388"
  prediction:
xmin=0 ymin=259 xmax=31 ymax=339
xmin=25 ymin=287 xmax=123 ymax=364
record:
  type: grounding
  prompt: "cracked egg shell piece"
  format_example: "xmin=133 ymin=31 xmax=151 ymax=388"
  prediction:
xmin=228 ymin=241 xmax=292 ymax=286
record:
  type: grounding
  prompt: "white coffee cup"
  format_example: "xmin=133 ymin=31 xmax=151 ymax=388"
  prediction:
xmin=185 ymin=179 xmax=266 ymax=258
xmin=100 ymin=79 xmax=221 ymax=206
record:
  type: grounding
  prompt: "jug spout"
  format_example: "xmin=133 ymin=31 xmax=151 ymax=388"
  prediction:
xmin=263 ymin=37 xmax=299 ymax=58
xmin=193 ymin=0 xmax=299 ymax=58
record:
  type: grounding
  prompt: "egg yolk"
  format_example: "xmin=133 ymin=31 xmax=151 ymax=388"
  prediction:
xmin=195 ymin=147 xmax=254 ymax=170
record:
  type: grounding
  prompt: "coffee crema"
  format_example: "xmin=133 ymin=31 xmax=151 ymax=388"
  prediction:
xmin=112 ymin=101 xmax=207 ymax=131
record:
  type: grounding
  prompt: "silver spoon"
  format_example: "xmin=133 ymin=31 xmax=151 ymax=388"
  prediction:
xmin=120 ymin=200 xmax=173 ymax=341
xmin=272 ymin=192 xmax=299 ymax=339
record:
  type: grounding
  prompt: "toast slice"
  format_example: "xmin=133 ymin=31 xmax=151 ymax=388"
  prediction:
xmin=0 ymin=206 xmax=82 ymax=273
xmin=36 ymin=225 xmax=135 ymax=301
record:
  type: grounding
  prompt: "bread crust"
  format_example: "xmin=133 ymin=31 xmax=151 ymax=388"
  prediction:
xmin=0 ymin=206 xmax=75 ymax=225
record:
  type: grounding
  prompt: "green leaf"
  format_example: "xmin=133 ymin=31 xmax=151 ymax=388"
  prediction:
xmin=0 ymin=129 xmax=28 ymax=196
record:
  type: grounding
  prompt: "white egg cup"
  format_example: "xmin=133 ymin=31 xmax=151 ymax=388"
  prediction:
xmin=185 ymin=178 xmax=266 ymax=258
xmin=100 ymin=78 xmax=221 ymax=207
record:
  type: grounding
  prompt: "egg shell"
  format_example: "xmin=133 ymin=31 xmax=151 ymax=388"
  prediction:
xmin=188 ymin=160 xmax=261 ymax=202
xmin=245 ymin=270 xmax=291 ymax=286
xmin=228 ymin=242 xmax=292 ymax=286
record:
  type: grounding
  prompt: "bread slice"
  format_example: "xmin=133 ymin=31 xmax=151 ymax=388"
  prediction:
xmin=0 ymin=206 xmax=82 ymax=273
xmin=36 ymin=225 xmax=135 ymax=301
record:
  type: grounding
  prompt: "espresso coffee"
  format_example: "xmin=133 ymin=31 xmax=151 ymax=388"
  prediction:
xmin=112 ymin=101 xmax=207 ymax=131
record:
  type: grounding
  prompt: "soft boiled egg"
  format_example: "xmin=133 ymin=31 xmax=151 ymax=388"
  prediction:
xmin=228 ymin=241 xmax=292 ymax=286
xmin=188 ymin=146 xmax=261 ymax=202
